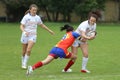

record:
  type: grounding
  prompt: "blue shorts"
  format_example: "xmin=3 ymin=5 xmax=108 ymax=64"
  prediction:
xmin=49 ymin=47 xmax=66 ymax=58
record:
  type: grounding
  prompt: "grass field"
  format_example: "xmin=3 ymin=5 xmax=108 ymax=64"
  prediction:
xmin=0 ymin=22 xmax=120 ymax=80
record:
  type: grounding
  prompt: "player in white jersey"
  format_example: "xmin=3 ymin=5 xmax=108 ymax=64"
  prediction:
xmin=20 ymin=4 xmax=55 ymax=69
xmin=62 ymin=11 xmax=101 ymax=73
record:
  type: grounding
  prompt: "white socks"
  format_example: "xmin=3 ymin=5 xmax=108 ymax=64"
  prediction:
xmin=22 ymin=54 xmax=29 ymax=67
xmin=22 ymin=56 xmax=24 ymax=65
xmin=82 ymin=57 xmax=88 ymax=70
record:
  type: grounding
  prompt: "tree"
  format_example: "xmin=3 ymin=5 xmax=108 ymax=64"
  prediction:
xmin=44 ymin=0 xmax=76 ymax=22
xmin=1 ymin=0 xmax=106 ymax=22
xmin=58 ymin=0 xmax=75 ymax=22
xmin=1 ymin=0 xmax=38 ymax=22
xmin=74 ymin=0 xmax=105 ymax=21
xmin=37 ymin=0 xmax=52 ymax=21
xmin=47 ymin=0 xmax=61 ymax=22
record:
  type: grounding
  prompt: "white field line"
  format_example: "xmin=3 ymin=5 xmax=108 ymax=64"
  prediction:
xmin=46 ymin=74 xmax=120 ymax=80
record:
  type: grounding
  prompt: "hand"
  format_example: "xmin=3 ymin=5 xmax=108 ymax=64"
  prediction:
xmin=88 ymin=36 xmax=95 ymax=40
xmin=23 ymin=31 xmax=29 ymax=37
xmin=81 ymin=38 xmax=87 ymax=42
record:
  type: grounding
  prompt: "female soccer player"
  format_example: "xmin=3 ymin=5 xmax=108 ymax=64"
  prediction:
xmin=26 ymin=24 xmax=94 ymax=75
xmin=63 ymin=11 xmax=101 ymax=73
xmin=20 ymin=4 xmax=54 ymax=69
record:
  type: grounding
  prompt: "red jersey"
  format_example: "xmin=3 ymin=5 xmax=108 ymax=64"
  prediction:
xmin=56 ymin=32 xmax=75 ymax=55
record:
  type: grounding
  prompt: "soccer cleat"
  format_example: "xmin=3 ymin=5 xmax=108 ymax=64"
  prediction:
xmin=26 ymin=66 xmax=33 ymax=75
xmin=81 ymin=69 xmax=90 ymax=73
xmin=62 ymin=69 xmax=72 ymax=72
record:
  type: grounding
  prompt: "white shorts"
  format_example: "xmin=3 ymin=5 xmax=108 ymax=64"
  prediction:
xmin=20 ymin=33 xmax=37 ymax=44
xmin=72 ymin=39 xmax=87 ymax=47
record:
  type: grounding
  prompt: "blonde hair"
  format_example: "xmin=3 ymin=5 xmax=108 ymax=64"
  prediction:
xmin=25 ymin=4 xmax=38 ymax=15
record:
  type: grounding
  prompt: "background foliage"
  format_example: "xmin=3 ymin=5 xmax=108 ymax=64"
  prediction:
xmin=1 ymin=0 xmax=106 ymax=22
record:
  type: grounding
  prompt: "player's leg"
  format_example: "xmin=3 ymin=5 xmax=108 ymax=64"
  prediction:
xmin=62 ymin=50 xmax=78 ymax=72
xmin=26 ymin=40 xmax=35 ymax=56
xmin=21 ymin=34 xmax=29 ymax=69
xmin=21 ymin=44 xmax=28 ymax=69
xmin=71 ymin=46 xmax=78 ymax=62
xmin=62 ymin=40 xmax=79 ymax=72
xmin=33 ymin=55 xmax=54 ymax=70
xmin=22 ymin=44 xmax=28 ymax=56
xmin=27 ymin=55 xmax=54 ymax=75
xmin=23 ymin=41 xmax=35 ymax=69
xmin=80 ymin=43 xmax=90 ymax=73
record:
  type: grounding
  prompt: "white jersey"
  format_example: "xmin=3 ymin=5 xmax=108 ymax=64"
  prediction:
xmin=72 ymin=20 xmax=96 ymax=47
xmin=75 ymin=20 xmax=96 ymax=35
xmin=20 ymin=13 xmax=43 ymax=35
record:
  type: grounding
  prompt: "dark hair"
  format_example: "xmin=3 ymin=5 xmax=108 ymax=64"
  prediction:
xmin=60 ymin=24 xmax=74 ymax=32
xmin=25 ymin=4 xmax=38 ymax=15
xmin=88 ymin=10 xmax=101 ymax=21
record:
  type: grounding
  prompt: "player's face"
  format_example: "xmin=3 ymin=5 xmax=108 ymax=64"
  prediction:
xmin=30 ymin=7 xmax=37 ymax=16
xmin=89 ymin=16 xmax=96 ymax=25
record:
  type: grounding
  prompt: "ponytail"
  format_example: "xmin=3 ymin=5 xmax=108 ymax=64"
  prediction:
xmin=24 ymin=10 xmax=30 ymax=15
xmin=88 ymin=10 xmax=101 ymax=21
xmin=60 ymin=24 xmax=74 ymax=32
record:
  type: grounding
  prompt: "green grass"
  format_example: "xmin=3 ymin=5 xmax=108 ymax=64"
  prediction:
xmin=0 ymin=22 xmax=120 ymax=80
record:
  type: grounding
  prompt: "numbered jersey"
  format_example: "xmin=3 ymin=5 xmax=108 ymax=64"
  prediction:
xmin=56 ymin=32 xmax=79 ymax=55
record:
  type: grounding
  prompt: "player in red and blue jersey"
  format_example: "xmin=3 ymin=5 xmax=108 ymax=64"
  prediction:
xmin=26 ymin=24 xmax=92 ymax=75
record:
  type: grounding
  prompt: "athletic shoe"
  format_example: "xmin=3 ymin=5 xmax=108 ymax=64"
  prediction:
xmin=26 ymin=66 xmax=33 ymax=75
xmin=22 ymin=64 xmax=27 ymax=69
xmin=62 ymin=69 xmax=72 ymax=72
xmin=81 ymin=69 xmax=90 ymax=73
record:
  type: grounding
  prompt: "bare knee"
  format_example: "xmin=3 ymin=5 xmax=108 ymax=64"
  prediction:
xmin=22 ymin=50 xmax=26 ymax=55
xmin=26 ymin=49 xmax=31 ymax=55
xmin=71 ymin=55 xmax=77 ymax=61
xmin=42 ymin=55 xmax=54 ymax=65
xmin=83 ymin=52 xmax=88 ymax=58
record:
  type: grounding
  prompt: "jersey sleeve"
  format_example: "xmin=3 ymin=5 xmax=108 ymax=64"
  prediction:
xmin=72 ymin=32 xmax=80 ymax=38
xmin=37 ymin=16 xmax=43 ymax=25
xmin=20 ymin=15 xmax=27 ymax=25
xmin=78 ymin=22 xmax=87 ymax=32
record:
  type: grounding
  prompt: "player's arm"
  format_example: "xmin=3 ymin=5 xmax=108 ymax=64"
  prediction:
xmin=78 ymin=30 xmax=95 ymax=42
xmin=20 ymin=24 xmax=29 ymax=36
xmin=20 ymin=24 xmax=25 ymax=32
xmin=80 ymin=30 xmax=91 ymax=39
xmin=79 ymin=30 xmax=89 ymax=42
xmin=39 ymin=24 xmax=55 ymax=35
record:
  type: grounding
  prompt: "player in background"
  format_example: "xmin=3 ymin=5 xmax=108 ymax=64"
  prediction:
xmin=62 ymin=11 xmax=101 ymax=73
xmin=26 ymin=24 xmax=94 ymax=75
xmin=20 ymin=4 xmax=55 ymax=69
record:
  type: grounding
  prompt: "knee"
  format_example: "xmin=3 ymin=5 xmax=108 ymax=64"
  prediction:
xmin=26 ymin=49 xmax=31 ymax=54
xmin=22 ymin=50 xmax=26 ymax=54
xmin=83 ymin=51 xmax=88 ymax=57
xmin=83 ymin=54 xmax=88 ymax=58
xmin=72 ymin=55 xmax=77 ymax=60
